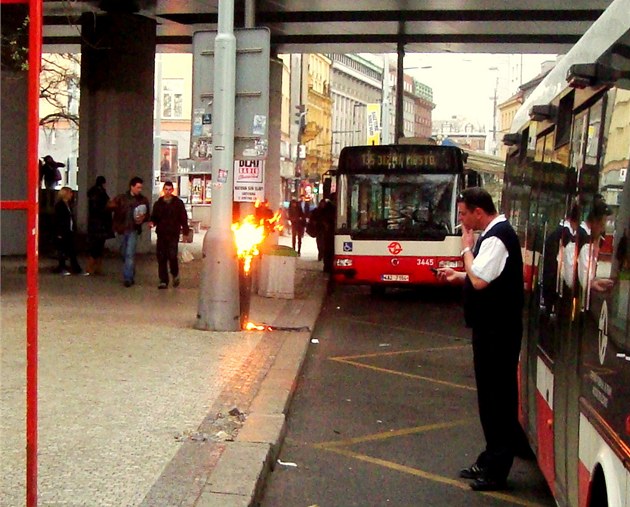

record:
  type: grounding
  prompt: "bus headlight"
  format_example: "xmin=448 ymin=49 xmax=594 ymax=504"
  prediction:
xmin=335 ymin=258 xmax=353 ymax=267
xmin=439 ymin=260 xmax=464 ymax=269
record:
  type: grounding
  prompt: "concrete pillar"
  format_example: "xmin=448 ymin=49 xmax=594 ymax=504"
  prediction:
xmin=78 ymin=13 xmax=156 ymax=252
xmin=267 ymin=56 xmax=283 ymax=211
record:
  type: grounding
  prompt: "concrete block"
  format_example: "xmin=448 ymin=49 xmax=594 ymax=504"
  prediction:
xmin=237 ymin=413 xmax=286 ymax=463
xmin=205 ymin=442 xmax=271 ymax=498
xmin=258 ymin=254 xmax=295 ymax=299
xmin=195 ymin=492 xmax=250 ymax=507
xmin=248 ymin=385 xmax=292 ymax=415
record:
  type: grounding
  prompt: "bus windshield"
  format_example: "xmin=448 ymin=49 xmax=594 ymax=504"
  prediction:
xmin=340 ymin=172 xmax=457 ymax=240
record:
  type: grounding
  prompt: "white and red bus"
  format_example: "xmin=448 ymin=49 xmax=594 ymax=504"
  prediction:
xmin=332 ymin=143 xmax=478 ymax=293
xmin=502 ymin=0 xmax=630 ymax=505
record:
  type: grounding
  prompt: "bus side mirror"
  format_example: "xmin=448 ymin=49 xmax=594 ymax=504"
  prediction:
xmin=464 ymin=169 xmax=482 ymax=188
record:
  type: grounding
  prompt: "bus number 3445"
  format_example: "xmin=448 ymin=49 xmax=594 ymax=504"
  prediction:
xmin=416 ymin=258 xmax=435 ymax=266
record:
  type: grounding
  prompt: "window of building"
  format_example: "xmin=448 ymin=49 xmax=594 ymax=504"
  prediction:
xmin=162 ymin=79 xmax=184 ymax=119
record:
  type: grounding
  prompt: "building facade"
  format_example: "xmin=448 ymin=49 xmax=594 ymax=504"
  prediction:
xmin=328 ymin=53 xmax=383 ymax=167
xmin=302 ymin=54 xmax=333 ymax=186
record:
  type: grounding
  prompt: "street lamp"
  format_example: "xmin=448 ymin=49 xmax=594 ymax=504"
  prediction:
xmin=488 ymin=66 xmax=500 ymax=156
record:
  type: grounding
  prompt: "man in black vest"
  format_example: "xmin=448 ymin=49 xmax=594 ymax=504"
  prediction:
xmin=437 ymin=187 xmax=524 ymax=491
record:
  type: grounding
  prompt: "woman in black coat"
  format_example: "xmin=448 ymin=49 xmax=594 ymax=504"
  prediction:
xmin=86 ymin=175 xmax=113 ymax=274
xmin=54 ymin=186 xmax=83 ymax=275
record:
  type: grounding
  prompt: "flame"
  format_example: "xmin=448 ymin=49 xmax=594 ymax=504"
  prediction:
xmin=232 ymin=215 xmax=265 ymax=273
xmin=231 ymin=207 xmax=285 ymax=273
xmin=244 ymin=322 xmax=272 ymax=331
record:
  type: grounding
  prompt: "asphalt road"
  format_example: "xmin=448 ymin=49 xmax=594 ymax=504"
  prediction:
xmin=260 ymin=284 xmax=555 ymax=507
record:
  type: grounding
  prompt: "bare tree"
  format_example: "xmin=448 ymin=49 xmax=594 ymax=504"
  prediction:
xmin=40 ymin=53 xmax=81 ymax=129
xmin=2 ymin=8 xmax=80 ymax=131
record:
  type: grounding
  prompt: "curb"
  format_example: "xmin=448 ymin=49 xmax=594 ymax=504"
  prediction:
xmin=194 ymin=272 xmax=327 ymax=507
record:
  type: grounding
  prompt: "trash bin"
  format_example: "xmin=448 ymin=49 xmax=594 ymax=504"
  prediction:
xmin=257 ymin=244 xmax=297 ymax=299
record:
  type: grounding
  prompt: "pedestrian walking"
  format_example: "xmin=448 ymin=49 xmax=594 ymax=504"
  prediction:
xmin=53 ymin=186 xmax=83 ymax=275
xmin=287 ymin=199 xmax=306 ymax=255
xmin=108 ymin=176 xmax=150 ymax=287
xmin=150 ymin=181 xmax=190 ymax=289
xmin=86 ymin=175 xmax=113 ymax=275
xmin=436 ymin=187 xmax=526 ymax=491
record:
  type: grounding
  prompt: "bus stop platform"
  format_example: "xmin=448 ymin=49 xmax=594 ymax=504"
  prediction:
xmin=0 ymin=234 xmax=326 ymax=507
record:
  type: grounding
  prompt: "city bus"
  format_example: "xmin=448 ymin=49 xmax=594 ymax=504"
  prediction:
xmin=502 ymin=0 xmax=630 ymax=505
xmin=332 ymin=143 xmax=479 ymax=293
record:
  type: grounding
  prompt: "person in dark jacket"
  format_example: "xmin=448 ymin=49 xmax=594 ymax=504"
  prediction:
xmin=150 ymin=181 xmax=190 ymax=289
xmin=86 ymin=176 xmax=113 ymax=275
xmin=287 ymin=199 xmax=306 ymax=255
xmin=437 ymin=187 xmax=526 ymax=492
xmin=108 ymin=176 xmax=150 ymax=287
xmin=40 ymin=155 xmax=64 ymax=190
xmin=53 ymin=186 xmax=83 ymax=275
xmin=309 ymin=199 xmax=336 ymax=270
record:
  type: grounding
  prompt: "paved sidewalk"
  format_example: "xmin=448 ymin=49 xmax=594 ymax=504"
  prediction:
xmin=0 ymin=233 xmax=326 ymax=507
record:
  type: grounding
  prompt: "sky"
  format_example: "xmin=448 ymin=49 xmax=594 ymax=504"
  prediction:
xmin=363 ymin=53 xmax=557 ymax=131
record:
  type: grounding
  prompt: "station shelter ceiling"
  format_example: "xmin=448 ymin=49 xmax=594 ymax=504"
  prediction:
xmin=41 ymin=0 xmax=615 ymax=54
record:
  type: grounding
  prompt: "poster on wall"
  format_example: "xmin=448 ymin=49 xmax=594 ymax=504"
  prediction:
xmin=160 ymin=141 xmax=178 ymax=181
xmin=233 ymin=160 xmax=265 ymax=202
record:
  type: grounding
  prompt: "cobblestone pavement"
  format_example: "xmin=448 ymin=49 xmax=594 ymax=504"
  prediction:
xmin=0 ymin=233 xmax=324 ymax=507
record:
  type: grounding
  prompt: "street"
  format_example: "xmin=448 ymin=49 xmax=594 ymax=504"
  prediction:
xmin=260 ymin=283 xmax=555 ymax=507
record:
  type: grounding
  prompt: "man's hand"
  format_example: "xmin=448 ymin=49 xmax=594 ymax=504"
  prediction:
xmin=436 ymin=267 xmax=466 ymax=284
xmin=461 ymin=225 xmax=475 ymax=250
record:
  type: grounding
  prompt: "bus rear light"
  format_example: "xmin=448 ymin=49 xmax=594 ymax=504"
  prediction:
xmin=335 ymin=258 xmax=353 ymax=267
xmin=439 ymin=260 xmax=463 ymax=269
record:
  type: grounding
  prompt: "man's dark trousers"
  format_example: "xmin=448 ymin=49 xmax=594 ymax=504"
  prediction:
xmin=157 ymin=235 xmax=179 ymax=284
xmin=471 ymin=322 xmax=522 ymax=480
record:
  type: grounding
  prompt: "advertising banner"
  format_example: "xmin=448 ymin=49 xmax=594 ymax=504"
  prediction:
xmin=366 ymin=103 xmax=381 ymax=146
xmin=234 ymin=160 xmax=265 ymax=202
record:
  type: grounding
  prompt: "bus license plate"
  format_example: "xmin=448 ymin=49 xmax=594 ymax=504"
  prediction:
xmin=382 ymin=274 xmax=410 ymax=282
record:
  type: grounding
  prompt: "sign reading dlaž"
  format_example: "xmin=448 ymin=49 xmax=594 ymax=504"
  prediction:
xmin=234 ymin=160 xmax=265 ymax=202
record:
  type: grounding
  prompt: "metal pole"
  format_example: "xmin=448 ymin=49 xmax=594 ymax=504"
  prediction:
xmin=380 ymin=54 xmax=390 ymax=145
xmin=395 ymin=39 xmax=405 ymax=143
xmin=492 ymin=76 xmax=498 ymax=155
xmin=27 ymin=1 xmax=42 ymax=504
xmin=244 ymin=0 xmax=255 ymax=28
xmin=196 ymin=0 xmax=240 ymax=331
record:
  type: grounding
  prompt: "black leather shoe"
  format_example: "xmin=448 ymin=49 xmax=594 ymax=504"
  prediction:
xmin=469 ymin=477 xmax=507 ymax=491
xmin=459 ymin=463 xmax=485 ymax=480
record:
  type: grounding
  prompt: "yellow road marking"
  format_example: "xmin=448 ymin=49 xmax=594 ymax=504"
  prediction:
xmin=315 ymin=323 xmax=544 ymax=505
xmin=320 ymin=446 xmax=546 ymax=507
xmin=337 ymin=315 xmax=467 ymax=342
xmin=333 ymin=344 xmax=468 ymax=361
xmin=313 ymin=419 xmax=473 ymax=449
xmin=330 ymin=356 xmax=476 ymax=391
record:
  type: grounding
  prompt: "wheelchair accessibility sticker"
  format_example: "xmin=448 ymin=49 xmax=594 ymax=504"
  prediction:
xmin=343 ymin=242 xmax=353 ymax=252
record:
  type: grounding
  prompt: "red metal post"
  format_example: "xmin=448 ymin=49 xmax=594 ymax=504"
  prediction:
xmin=0 ymin=0 xmax=41 ymax=503
xmin=26 ymin=1 xmax=42 ymax=506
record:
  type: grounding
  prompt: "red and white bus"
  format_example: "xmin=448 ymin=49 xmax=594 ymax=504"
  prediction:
xmin=502 ymin=0 xmax=630 ymax=505
xmin=332 ymin=143 xmax=478 ymax=293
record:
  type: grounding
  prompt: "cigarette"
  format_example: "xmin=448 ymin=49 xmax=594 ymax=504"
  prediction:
xmin=453 ymin=223 xmax=462 ymax=230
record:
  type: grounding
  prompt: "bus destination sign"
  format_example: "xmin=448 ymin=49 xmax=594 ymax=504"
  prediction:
xmin=339 ymin=146 xmax=462 ymax=173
